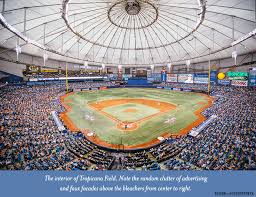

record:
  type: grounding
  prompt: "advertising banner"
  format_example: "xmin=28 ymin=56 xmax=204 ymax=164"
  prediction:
xmin=227 ymin=71 xmax=249 ymax=81
xmin=218 ymin=80 xmax=231 ymax=86
xmin=249 ymin=69 xmax=256 ymax=86
xmin=210 ymin=71 xmax=217 ymax=83
xmin=194 ymin=73 xmax=209 ymax=84
xmin=122 ymin=74 xmax=132 ymax=81
xmin=166 ymin=74 xmax=178 ymax=82
xmin=147 ymin=77 xmax=154 ymax=82
xmin=231 ymin=80 xmax=248 ymax=87
xmin=107 ymin=74 xmax=118 ymax=81
xmin=26 ymin=65 xmax=41 ymax=73
xmin=151 ymin=73 xmax=162 ymax=82
xmin=178 ymin=74 xmax=194 ymax=83
xmin=173 ymin=88 xmax=181 ymax=91
xmin=41 ymin=69 xmax=58 ymax=73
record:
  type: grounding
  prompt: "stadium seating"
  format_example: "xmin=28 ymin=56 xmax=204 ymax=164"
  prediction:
xmin=0 ymin=82 xmax=255 ymax=170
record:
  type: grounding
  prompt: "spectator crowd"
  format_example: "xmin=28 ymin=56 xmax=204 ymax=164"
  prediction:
xmin=0 ymin=82 xmax=255 ymax=170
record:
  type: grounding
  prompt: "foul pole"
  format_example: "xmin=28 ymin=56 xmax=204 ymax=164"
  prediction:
xmin=65 ymin=62 xmax=69 ymax=93
xmin=208 ymin=49 xmax=211 ymax=95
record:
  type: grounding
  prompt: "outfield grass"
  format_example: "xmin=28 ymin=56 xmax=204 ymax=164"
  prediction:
xmin=63 ymin=88 xmax=209 ymax=146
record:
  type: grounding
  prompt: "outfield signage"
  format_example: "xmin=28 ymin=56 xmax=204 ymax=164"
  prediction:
xmin=147 ymin=77 xmax=154 ymax=82
xmin=41 ymin=69 xmax=58 ymax=73
xmin=218 ymin=80 xmax=231 ymax=85
xmin=151 ymin=73 xmax=162 ymax=82
xmin=166 ymin=74 xmax=178 ymax=82
xmin=194 ymin=73 xmax=209 ymax=84
xmin=227 ymin=71 xmax=249 ymax=77
xmin=107 ymin=74 xmax=118 ymax=81
xmin=173 ymin=88 xmax=181 ymax=91
xmin=231 ymin=80 xmax=248 ymax=87
xmin=30 ymin=76 xmax=107 ymax=81
xmin=249 ymin=69 xmax=256 ymax=86
xmin=210 ymin=71 xmax=217 ymax=83
xmin=122 ymin=74 xmax=132 ymax=81
xmin=178 ymin=74 xmax=194 ymax=83
xmin=227 ymin=71 xmax=248 ymax=81
xmin=194 ymin=77 xmax=208 ymax=84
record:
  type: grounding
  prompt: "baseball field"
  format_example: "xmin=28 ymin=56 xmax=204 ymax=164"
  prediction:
xmin=60 ymin=88 xmax=213 ymax=149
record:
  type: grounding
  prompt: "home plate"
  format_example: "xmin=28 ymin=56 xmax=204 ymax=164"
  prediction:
xmin=157 ymin=137 xmax=165 ymax=141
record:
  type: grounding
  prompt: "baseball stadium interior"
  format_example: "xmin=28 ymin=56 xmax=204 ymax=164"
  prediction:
xmin=0 ymin=0 xmax=256 ymax=171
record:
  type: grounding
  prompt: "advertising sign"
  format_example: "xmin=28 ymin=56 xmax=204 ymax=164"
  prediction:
xmin=218 ymin=80 xmax=231 ymax=86
xmin=41 ymin=69 xmax=58 ymax=73
xmin=166 ymin=74 xmax=178 ymax=82
xmin=147 ymin=77 xmax=154 ymax=82
xmin=108 ymin=74 xmax=118 ymax=81
xmin=227 ymin=71 xmax=248 ymax=81
xmin=173 ymin=88 xmax=181 ymax=91
xmin=231 ymin=80 xmax=248 ymax=87
xmin=151 ymin=73 xmax=162 ymax=82
xmin=122 ymin=74 xmax=132 ymax=81
xmin=210 ymin=71 xmax=217 ymax=83
xmin=178 ymin=74 xmax=194 ymax=83
xmin=26 ymin=65 xmax=41 ymax=73
xmin=249 ymin=69 xmax=256 ymax=86
xmin=194 ymin=73 xmax=209 ymax=84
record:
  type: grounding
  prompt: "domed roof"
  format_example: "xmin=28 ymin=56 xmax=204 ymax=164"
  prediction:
xmin=0 ymin=0 xmax=255 ymax=66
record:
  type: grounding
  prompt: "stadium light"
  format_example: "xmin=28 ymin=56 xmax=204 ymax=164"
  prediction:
xmin=186 ymin=60 xmax=191 ymax=72
xmin=15 ymin=44 xmax=21 ymax=61
xmin=102 ymin=63 xmax=106 ymax=71
xmin=167 ymin=63 xmax=172 ymax=73
xmin=83 ymin=61 xmax=88 ymax=69
xmin=43 ymin=52 xmax=48 ymax=67
xmin=150 ymin=65 xmax=155 ymax=72
xmin=232 ymin=51 xmax=238 ymax=65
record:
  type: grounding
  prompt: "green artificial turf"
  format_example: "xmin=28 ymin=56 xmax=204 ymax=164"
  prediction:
xmin=63 ymin=88 xmax=208 ymax=146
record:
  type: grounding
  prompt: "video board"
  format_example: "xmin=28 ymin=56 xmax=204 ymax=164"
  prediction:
xmin=166 ymin=74 xmax=178 ymax=82
xmin=178 ymin=74 xmax=194 ymax=83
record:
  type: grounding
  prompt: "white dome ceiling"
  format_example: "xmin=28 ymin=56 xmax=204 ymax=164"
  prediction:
xmin=0 ymin=0 xmax=256 ymax=67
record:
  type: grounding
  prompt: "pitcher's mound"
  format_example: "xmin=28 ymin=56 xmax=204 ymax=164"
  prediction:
xmin=123 ymin=108 xmax=138 ymax=113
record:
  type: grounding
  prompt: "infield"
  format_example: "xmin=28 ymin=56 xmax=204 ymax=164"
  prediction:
xmin=60 ymin=88 xmax=213 ymax=149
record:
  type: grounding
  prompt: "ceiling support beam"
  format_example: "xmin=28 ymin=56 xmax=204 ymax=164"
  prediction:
xmin=24 ymin=8 xmax=27 ymax=36
xmin=43 ymin=23 xmax=46 ymax=46
xmin=1 ymin=0 xmax=5 ymax=14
